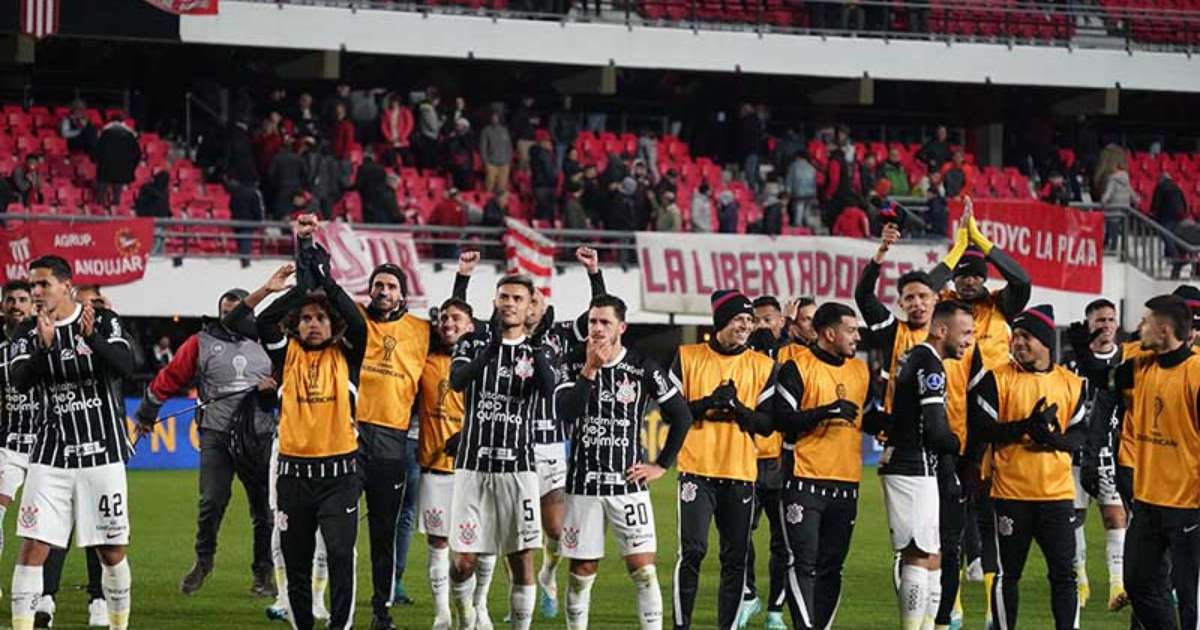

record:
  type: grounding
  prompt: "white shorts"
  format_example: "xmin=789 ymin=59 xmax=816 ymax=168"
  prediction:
xmin=534 ymin=443 xmax=568 ymax=497
xmin=419 ymin=472 xmax=455 ymax=538
xmin=0 ymin=449 xmax=31 ymax=499
xmin=449 ymin=469 xmax=542 ymax=555
xmin=881 ymin=474 xmax=940 ymax=554
xmin=18 ymin=463 xmax=130 ymax=548
xmin=1073 ymin=465 xmax=1123 ymax=509
xmin=561 ymin=492 xmax=657 ymax=560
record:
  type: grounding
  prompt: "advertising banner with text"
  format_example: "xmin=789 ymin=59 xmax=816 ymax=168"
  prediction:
xmin=0 ymin=218 xmax=155 ymax=286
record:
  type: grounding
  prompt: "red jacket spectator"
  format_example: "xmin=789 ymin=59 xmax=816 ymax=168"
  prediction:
xmin=939 ymin=153 xmax=977 ymax=199
xmin=331 ymin=118 xmax=355 ymax=161
xmin=832 ymin=206 xmax=870 ymax=238
xmin=252 ymin=128 xmax=283 ymax=180
xmin=430 ymin=195 xmax=466 ymax=228
xmin=380 ymin=101 xmax=415 ymax=149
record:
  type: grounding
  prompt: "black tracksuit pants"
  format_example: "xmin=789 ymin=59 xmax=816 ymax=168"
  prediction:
xmin=361 ymin=455 xmax=408 ymax=619
xmin=746 ymin=458 xmax=788 ymax=613
xmin=989 ymin=498 xmax=1078 ymax=630
xmin=277 ymin=473 xmax=362 ymax=630
xmin=936 ymin=491 xmax=967 ymax=625
xmin=779 ymin=477 xmax=858 ymax=630
xmin=1125 ymin=501 xmax=1200 ymax=629
xmin=674 ymin=473 xmax=756 ymax=630
xmin=196 ymin=429 xmax=273 ymax=575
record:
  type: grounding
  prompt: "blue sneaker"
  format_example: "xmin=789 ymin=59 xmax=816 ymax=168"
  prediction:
xmin=265 ymin=604 xmax=289 ymax=622
xmin=539 ymin=587 xmax=559 ymax=619
xmin=765 ymin=610 xmax=787 ymax=630
xmin=392 ymin=582 xmax=414 ymax=606
xmin=736 ymin=597 xmax=763 ymax=628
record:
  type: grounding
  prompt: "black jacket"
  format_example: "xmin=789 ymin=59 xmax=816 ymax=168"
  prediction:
xmin=95 ymin=123 xmax=141 ymax=184
xmin=134 ymin=172 xmax=171 ymax=218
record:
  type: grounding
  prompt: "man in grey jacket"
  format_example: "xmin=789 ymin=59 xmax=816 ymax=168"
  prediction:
xmin=481 ymin=111 xmax=514 ymax=193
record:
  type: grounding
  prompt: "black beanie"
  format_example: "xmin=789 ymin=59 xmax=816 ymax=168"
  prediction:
xmin=369 ymin=263 xmax=408 ymax=298
xmin=1173 ymin=285 xmax=1200 ymax=328
xmin=1012 ymin=304 xmax=1056 ymax=353
xmin=712 ymin=290 xmax=753 ymax=332
xmin=953 ymin=247 xmax=989 ymax=279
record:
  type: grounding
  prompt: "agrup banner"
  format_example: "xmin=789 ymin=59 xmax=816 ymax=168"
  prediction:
xmin=948 ymin=199 xmax=1103 ymax=294
xmin=635 ymin=232 xmax=946 ymax=316
xmin=0 ymin=218 xmax=154 ymax=285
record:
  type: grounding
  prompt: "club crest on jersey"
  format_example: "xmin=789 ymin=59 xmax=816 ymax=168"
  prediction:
xmin=19 ymin=505 xmax=37 ymax=529
xmin=514 ymin=354 xmax=534 ymax=380
xmin=680 ymin=481 xmax=698 ymax=503
xmin=615 ymin=375 xmax=637 ymax=404
xmin=835 ymin=383 xmax=847 ymax=399
xmin=458 ymin=522 xmax=479 ymax=546
xmin=562 ymin=526 xmax=580 ymax=550
xmin=786 ymin=503 xmax=804 ymax=525
xmin=998 ymin=515 xmax=1014 ymax=537
xmin=423 ymin=508 xmax=444 ymax=532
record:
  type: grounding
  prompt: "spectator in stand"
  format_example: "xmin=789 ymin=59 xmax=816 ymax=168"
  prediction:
xmin=225 ymin=118 xmax=260 ymax=187
xmin=291 ymin=92 xmax=321 ymax=139
xmin=322 ymin=82 xmax=352 ymax=130
xmin=430 ymin=188 xmax=466 ymax=259
xmin=858 ymin=153 xmax=880 ymax=197
xmin=134 ymin=171 xmax=171 ymax=219
xmin=530 ymin=132 xmax=559 ymax=221
xmin=11 ymin=154 xmax=44 ymax=205
xmin=736 ymin=103 xmax=764 ymax=193
xmin=562 ymin=147 xmax=583 ymax=184
xmin=226 ymin=174 xmax=265 ymax=266
xmin=1095 ymin=145 xmax=1136 ymax=249
xmin=940 ymin=150 xmax=975 ymax=199
xmin=924 ymin=174 xmax=948 ymax=236
xmin=834 ymin=124 xmax=856 ymax=164
xmin=691 ymin=182 xmax=715 ymax=232
xmin=917 ymin=125 xmax=952 ymax=172
xmin=380 ymin=95 xmax=415 ymax=166
xmin=821 ymin=147 xmax=856 ymax=227
xmin=349 ymin=87 xmax=383 ymax=144
xmin=415 ymin=88 xmax=444 ymax=170
xmin=354 ymin=149 xmax=401 ymax=224
xmin=150 ymin=335 xmax=174 ymax=372
xmin=606 ymin=177 xmax=639 ymax=232
xmin=1152 ymin=172 xmax=1189 ymax=261
xmin=631 ymin=160 xmax=656 ymax=229
xmin=756 ymin=188 xmax=787 ymax=235
xmin=482 ymin=189 xmax=509 ymax=229
xmin=511 ymin=96 xmax=538 ymax=172
xmin=480 ymin=111 xmax=513 ymax=193
xmin=1040 ymin=171 xmax=1072 ymax=206
xmin=657 ymin=169 xmax=679 ymax=198
xmin=60 ymin=102 xmax=97 ymax=154
xmin=95 ymin=113 xmax=141 ymax=207
xmin=563 ymin=182 xmax=589 ymax=230
xmin=581 ymin=164 xmax=607 ymax=226
xmin=637 ymin=127 xmax=660 ymax=183
xmin=549 ymin=96 xmax=580 ymax=172
xmin=841 ymin=0 xmax=866 ymax=30
xmin=785 ymin=150 xmax=818 ymax=229
xmin=832 ymin=205 xmax=870 ymax=238
xmin=446 ymin=117 xmax=476 ymax=192
xmin=1172 ymin=215 xmax=1200 ymax=279
xmin=655 ymin=190 xmax=683 ymax=232
xmin=268 ymin=137 xmax=308 ymax=219
xmin=252 ymin=113 xmax=285 ymax=182
xmin=717 ymin=190 xmax=740 ymax=233
xmin=879 ymin=148 xmax=911 ymax=197
xmin=601 ymin=152 xmax=628 ymax=190
xmin=329 ymin=102 xmax=356 ymax=162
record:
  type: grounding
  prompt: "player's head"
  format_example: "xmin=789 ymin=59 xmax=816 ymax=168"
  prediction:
xmin=813 ymin=302 xmax=859 ymax=358
xmin=28 ymin=255 xmax=73 ymax=314
xmin=1171 ymin=285 xmax=1200 ymax=346
xmin=952 ymin=248 xmax=989 ymax=301
xmin=788 ymin=297 xmax=818 ymax=345
xmin=525 ymin=286 xmax=548 ymax=329
xmin=1084 ymin=298 xmax=1118 ymax=348
xmin=287 ymin=290 xmax=342 ymax=348
xmin=437 ymin=298 xmax=475 ymax=347
xmin=74 ymin=284 xmax=105 ymax=309
xmin=588 ymin=294 xmax=628 ymax=346
xmin=368 ymin=263 xmax=408 ymax=315
xmin=752 ymin=296 xmax=784 ymax=339
xmin=711 ymin=290 xmax=754 ymax=349
xmin=1139 ymin=294 xmax=1191 ymax=353
xmin=897 ymin=271 xmax=938 ymax=327
xmin=3 ymin=280 xmax=32 ymax=325
xmin=928 ymin=300 xmax=974 ymax=361
xmin=494 ymin=275 xmax=535 ymax=331
xmin=218 ymin=288 xmax=249 ymax=319
xmin=1010 ymin=305 xmax=1056 ymax=371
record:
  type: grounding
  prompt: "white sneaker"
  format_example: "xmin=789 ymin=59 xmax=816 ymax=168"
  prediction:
xmin=312 ymin=601 xmax=331 ymax=622
xmin=966 ymin=558 xmax=984 ymax=583
xmin=88 ymin=598 xmax=109 ymax=627
xmin=475 ymin=605 xmax=492 ymax=630
xmin=33 ymin=595 xmax=55 ymax=628
xmin=432 ymin=611 xmax=452 ymax=630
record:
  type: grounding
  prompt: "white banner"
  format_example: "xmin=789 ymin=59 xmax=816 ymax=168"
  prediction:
xmin=636 ymin=232 xmax=946 ymax=316
xmin=315 ymin=221 xmax=428 ymax=309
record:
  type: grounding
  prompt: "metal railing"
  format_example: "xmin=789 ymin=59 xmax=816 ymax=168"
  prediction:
xmin=240 ymin=0 xmax=1200 ymax=53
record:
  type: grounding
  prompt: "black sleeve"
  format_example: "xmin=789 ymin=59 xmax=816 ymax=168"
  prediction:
xmin=256 ymin=286 xmax=306 ymax=372
xmin=772 ymin=361 xmax=825 ymax=435
xmin=927 ymin=262 xmax=952 ymax=291
xmin=5 ymin=329 xmax=47 ymax=392
xmin=733 ymin=364 xmax=778 ymax=437
xmin=588 ymin=270 xmax=607 ymax=298
xmin=912 ymin=349 xmax=960 ymax=455
xmin=966 ymin=371 xmax=1029 ymax=460
xmin=854 ymin=260 xmax=899 ymax=353
xmin=449 ymin=335 xmax=496 ymax=392
xmin=533 ymin=345 xmax=557 ymax=401
xmin=452 ymin=272 xmax=470 ymax=301
xmin=1085 ymin=387 xmax=1119 ymax=465
xmin=645 ymin=358 xmax=693 ymax=468
xmin=554 ymin=369 xmax=591 ymax=430
xmin=988 ymin=248 xmax=1032 ymax=319
xmin=327 ymin=281 xmax=367 ymax=377
xmin=84 ymin=310 xmax=134 ymax=380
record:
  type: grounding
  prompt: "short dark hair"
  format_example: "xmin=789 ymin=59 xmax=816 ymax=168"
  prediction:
xmin=933 ymin=300 xmax=972 ymax=321
xmin=76 ymin=284 xmax=101 ymax=295
xmin=813 ymin=302 xmax=855 ymax=332
xmin=29 ymin=255 xmax=72 ymax=282
xmin=796 ymin=296 xmax=816 ymax=309
xmin=1086 ymin=298 xmax=1116 ymax=317
xmin=752 ymin=296 xmax=781 ymax=311
xmin=496 ymin=274 xmax=535 ymax=295
xmin=3 ymin=280 xmax=31 ymax=296
xmin=439 ymin=297 xmax=474 ymax=319
xmin=590 ymin=294 xmax=627 ymax=321
xmin=1145 ymin=295 xmax=1191 ymax=342
xmin=898 ymin=270 xmax=935 ymax=293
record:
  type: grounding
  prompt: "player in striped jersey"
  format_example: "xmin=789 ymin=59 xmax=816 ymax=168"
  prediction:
xmin=7 ymin=256 xmax=135 ymax=630
xmin=0 ymin=281 xmax=38 ymax=561
xmin=448 ymin=274 xmax=557 ymax=630
xmin=553 ymin=294 xmax=693 ymax=629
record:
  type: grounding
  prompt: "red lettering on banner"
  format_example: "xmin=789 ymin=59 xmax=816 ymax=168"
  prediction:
xmin=739 ymin=253 xmax=759 ymax=296
xmin=692 ymin=252 xmax=713 ymax=294
xmin=759 ymin=254 xmax=779 ymax=297
xmin=642 ymin=249 xmax=666 ymax=294
xmin=718 ymin=253 xmax=739 ymax=291
xmin=815 ymin=253 xmax=832 ymax=296
xmin=796 ymin=252 xmax=814 ymax=297
xmin=778 ymin=252 xmax=796 ymax=295
xmin=834 ymin=255 xmax=854 ymax=299
xmin=665 ymin=250 xmax=686 ymax=293
xmin=0 ymin=219 xmax=153 ymax=286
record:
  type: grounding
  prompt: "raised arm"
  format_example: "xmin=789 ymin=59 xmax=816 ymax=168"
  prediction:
xmin=253 ymin=265 xmax=303 ymax=372
xmin=855 ymin=225 xmax=899 ymax=350
xmin=965 ymin=209 xmax=1030 ymax=318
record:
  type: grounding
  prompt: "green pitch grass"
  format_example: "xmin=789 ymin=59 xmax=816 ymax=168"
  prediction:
xmin=8 ymin=469 xmax=1134 ymax=629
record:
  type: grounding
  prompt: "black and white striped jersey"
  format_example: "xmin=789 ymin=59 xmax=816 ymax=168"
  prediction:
xmin=556 ymin=347 xmax=683 ymax=496
xmin=529 ymin=320 xmax=586 ymax=446
xmin=451 ymin=329 xmax=553 ymax=473
xmin=1 ymin=329 xmax=42 ymax=455
xmin=8 ymin=305 xmax=133 ymax=468
xmin=878 ymin=342 xmax=959 ymax=477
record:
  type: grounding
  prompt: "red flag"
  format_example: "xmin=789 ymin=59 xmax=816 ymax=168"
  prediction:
xmin=503 ymin=218 xmax=555 ymax=296
xmin=20 ymin=0 xmax=60 ymax=40
xmin=142 ymin=0 xmax=219 ymax=15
